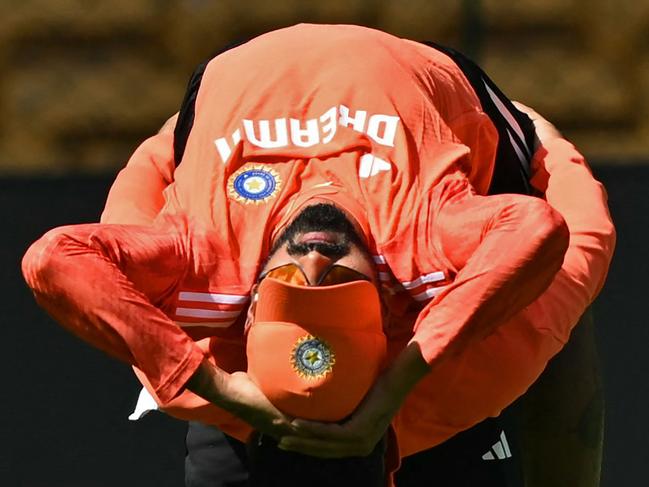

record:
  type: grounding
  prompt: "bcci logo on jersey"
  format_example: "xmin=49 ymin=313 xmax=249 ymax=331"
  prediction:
xmin=228 ymin=164 xmax=281 ymax=204
xmin=291 ymin=335 xmax=335 ymax=379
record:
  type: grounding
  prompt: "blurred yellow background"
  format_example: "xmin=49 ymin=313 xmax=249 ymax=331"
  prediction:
xmin=1 ymin=0 xmax=647 ymax=174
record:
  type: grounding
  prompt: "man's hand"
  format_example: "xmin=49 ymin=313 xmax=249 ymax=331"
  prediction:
xmin=223 ymin=371 xmax=296 ymax=439
xmin=513 ymin=101 xmax=563 ymax=151
xmin=187 ymin=361 xmax=295 ymax=440
xmin=277 ymin=375 xmax=399 ymax=458
xmin=158 ymin=112 xmax=179 ymax=135
xmin=278 ymin=343 xmax=430 ymax=458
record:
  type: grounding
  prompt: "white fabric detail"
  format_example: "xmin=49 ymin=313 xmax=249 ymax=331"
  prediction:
xmin=359 ymin=154 xmax=392 ymax=178
xmin=175 ymin=320 xmax=236 ymax=328
xmin=481 ymin=431 xmax=513 ymax=461
xmin=378 ymin=272 xmax=391 ymax=281
xmin=359 ymin=154 xmax=373 ymax=178
xmin=482 ymin=451 xmax=495 ymax=460
xmin=402 ymin=271 xmax=446 ymax=289
xmin=311 ymin=181 xmax=334 ymax=188
xmin=493 ymin=441 xmax=506 ymax=459
xmin=483 ymin=81 xmax=530 ymax=156
xmin=411 ymin=285 xmax=448 ymax=302
xmin=507 ymin=129 xmax=531 ymax=177
xmin=178 ymin=292 xmax=248 ymax=305
xmin=128 ymin=387 xmax=159 ymax=420
xmin=175 ymin=308 xmax=241 ymax=319
xmin=500 ymin=430 xmax=512 ymax=457
xmin=214 ymin=129 xmax=241 ymax=164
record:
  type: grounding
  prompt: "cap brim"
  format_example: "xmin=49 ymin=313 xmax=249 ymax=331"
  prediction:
xmin=247 ymin=278 xmax=387 ymax=420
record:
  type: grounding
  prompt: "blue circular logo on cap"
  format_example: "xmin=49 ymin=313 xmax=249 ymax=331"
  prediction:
xmin=291 ymin=336 xmax=335 ymax=379
xmin=228 ymin=165 xmax=281 ymax=204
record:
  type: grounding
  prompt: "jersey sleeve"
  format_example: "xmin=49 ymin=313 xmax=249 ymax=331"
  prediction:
xmin=21 ymin=222 xmax=204 ymax=404
xmin=522 ymin=138 xmax=616 ymax=342
xmin=132 ymin=359 xmax=254 ymax=443
xmin=409 ymin=176 xmax=570 ymax=365
xmin=101 ymin=130 xmax=176 ymax=225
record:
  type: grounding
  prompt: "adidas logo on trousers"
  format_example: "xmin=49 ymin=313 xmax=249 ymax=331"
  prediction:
xmin=481 ymin=430 xmax=512 ymax=460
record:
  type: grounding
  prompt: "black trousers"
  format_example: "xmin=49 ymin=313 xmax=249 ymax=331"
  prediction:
xmin=185 ymin=412 xmax=523 ymax=487
xmin=185 ymin=423 xmax=385 ymax=487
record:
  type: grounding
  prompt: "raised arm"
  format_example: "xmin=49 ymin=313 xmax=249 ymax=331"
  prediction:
xmin=514 ymin=103 xmax=616 ymax=341
xmin=22 ymin=221 xmax=295 ymax=441
xmin=100 ymin=113 xmax=178 ymax=225
xmin=21 ymin=223 xmax=200 ymax=403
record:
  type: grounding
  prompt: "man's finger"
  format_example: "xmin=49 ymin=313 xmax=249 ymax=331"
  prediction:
xmin=290 ymin=419 xmax=350 ymax=438
xmin=278 ymin=436 xmax=362 ymax=458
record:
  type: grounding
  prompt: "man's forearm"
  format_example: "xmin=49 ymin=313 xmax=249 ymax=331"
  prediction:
xmin=186 ymin=359 xmax=295 ymax=439
xmin=410 ymin=180 xmax=569 ymax=367
xmin=185 ymin=359 xmax=232 ymax=407
xmin=381 ymin=343 xmax=430 ymax=402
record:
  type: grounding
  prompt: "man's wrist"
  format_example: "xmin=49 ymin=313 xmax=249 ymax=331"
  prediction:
xmin=380 ymin=343 xmax=430 ymax=406
xmin=186 ymin=359 xmax=231 ymax=406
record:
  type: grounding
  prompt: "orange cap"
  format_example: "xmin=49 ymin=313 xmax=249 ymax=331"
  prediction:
xmin=246 ymin=277 xmax=387 ymax=421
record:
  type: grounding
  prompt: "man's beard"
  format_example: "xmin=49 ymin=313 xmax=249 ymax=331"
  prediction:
xmin=270 ymin=203 xmax=363 ymax=260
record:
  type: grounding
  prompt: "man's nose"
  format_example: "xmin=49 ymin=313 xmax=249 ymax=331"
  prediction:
xmin=297 ymin=251 xmax=334 ymax=285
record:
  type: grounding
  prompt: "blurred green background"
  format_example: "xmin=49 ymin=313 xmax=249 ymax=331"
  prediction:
xmin=0 ymin=0 xmax=647 ymax=174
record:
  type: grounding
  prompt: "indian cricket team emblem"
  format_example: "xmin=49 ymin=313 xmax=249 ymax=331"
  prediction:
xmin=228 ymin=164 xmax=281 ymax=204
xmin=291 ymin=335 xmax=335 ymax=379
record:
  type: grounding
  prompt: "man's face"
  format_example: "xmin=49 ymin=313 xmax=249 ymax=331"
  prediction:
xmin=262 ymin=203 xmax=376 ymax=286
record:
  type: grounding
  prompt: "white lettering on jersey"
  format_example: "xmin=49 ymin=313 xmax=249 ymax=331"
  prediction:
xmin=214 ymin=129 xmax=241 ymax=164
xmin=359 ymin=153 xmax=392 ymax=178
xmin=243 ymin=118 xmax=289 ymax=148
xmin=338 ymin=105 xmax=367 ymax=132
xmin=290 ymin=118 xmax=320 ymax=147
xmin=366 ymin=114 xmax=400 ymax=147
xmin=320 ymin=106 xmax=338 ymax=144
xmin=213 ymin=105 xmax=401 ymax=163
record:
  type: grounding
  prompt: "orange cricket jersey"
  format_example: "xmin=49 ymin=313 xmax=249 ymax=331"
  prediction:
xmin=25 ymin=24 xmax=615 ymax=459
